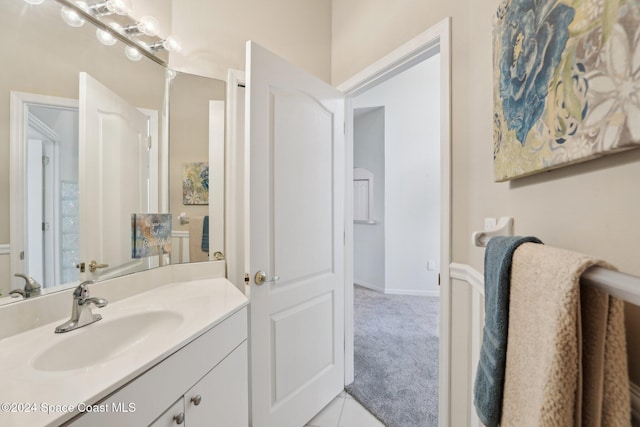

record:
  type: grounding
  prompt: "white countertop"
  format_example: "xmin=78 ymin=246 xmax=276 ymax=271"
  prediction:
xmin=0 ymin=277 xmax=248 ymax=427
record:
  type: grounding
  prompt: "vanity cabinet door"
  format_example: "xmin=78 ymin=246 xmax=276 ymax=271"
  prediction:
xmin=149 ymin=398 xmax=185 ymax=427
xmin=185 ymin=341 xmax=248 ymax=426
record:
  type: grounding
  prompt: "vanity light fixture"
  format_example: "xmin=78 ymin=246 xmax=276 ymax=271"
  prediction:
xmin=60 ymin=5 xmax=85 ymax=27
xmin=55 ymin=0 xmax=171 ymax=66
xmin=86 ymin=0 xmax=130 ymax=16
xmin=124 ymin=45 xmax=143 ymax=61
xmin=149 ymin=36 xmax=181 ymax=53
xmin=123 ymin=15 xmax=160 ymax=37
xmin=96 ymin=27 xmax=117 ymax=45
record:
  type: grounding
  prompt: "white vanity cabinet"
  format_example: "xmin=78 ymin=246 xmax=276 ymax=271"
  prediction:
xmin=150 ymin=341 xmax=248 ymax=427
xmin=67 ymin=307 xmax=248 ymax=427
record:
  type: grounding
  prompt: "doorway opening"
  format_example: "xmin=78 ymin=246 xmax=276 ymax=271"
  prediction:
xmin=347 ymin=50 xmax=441 ymax=426
xmin=340 ymin=18 xmax=452 ymax=426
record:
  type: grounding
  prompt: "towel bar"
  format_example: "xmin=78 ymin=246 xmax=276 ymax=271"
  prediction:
xmin=581 ymin=266 xmax=640 ymax=307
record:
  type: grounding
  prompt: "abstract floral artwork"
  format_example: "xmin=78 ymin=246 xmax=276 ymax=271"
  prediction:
xmin=183 ymin=162 xmax=209 ymax=205
xmin=493 ymin=0 xmax=640 ymax=181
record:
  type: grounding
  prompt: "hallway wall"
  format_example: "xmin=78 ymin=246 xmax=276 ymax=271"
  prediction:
xmin=353 ymin=56 xmax=440 ymax=296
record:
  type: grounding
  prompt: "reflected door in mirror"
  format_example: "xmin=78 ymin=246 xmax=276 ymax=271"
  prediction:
xmin=80 ymin=73 xmax=159 ymax=281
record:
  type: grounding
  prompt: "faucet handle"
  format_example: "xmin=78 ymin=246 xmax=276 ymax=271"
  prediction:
xmin=73 ymin=280 xmax=95 ymax=299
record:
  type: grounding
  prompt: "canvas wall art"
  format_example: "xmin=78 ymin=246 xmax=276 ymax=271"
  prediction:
xmin=493 ymin=0 xmax=640 ymax=181
xmin=131 ymin=213 xmax=172 ymax=259
xmin=183 ymin=162 xmax=209 ymax=205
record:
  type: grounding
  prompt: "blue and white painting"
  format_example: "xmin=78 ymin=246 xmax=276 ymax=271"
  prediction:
xmin=493 ymin=0 xmax=640 ymax=181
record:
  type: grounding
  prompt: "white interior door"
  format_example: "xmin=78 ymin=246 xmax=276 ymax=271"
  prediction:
xmin=79 ymin=72 xmax=152 ymax=281
xmin=246 ymin=42 xmax=345 ymax=427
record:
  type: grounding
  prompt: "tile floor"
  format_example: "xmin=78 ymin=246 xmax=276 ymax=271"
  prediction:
xmin=305 ymin=390 xmax=385 ymax=427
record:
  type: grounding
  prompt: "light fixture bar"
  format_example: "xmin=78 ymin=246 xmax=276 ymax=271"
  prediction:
xmin=88 ymin=1 xmax=114 ymax=16
xmin=122 ymin=23 xmax=142 ymax=35
xmin=53 ymin=0 xmax=167 ymax=66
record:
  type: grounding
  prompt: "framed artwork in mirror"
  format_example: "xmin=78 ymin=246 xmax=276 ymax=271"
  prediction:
xmin=493 ymin=0 xmax=640 ymax=181
xmin=131 ymin=213 xmax=172 ymax=259
xmin=183 ymin=162 xmax=209 ymax=205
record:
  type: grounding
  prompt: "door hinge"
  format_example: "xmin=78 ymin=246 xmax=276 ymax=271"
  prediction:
xmin=42 ymin=155 xmax=50 ymax=166
xmin=145 ymin=136 xmax=152 ymax=150
xmin=438 ymin=273 xmax=441 ymax=286
xmin=20 ymin=251 xmax=24 ymax=260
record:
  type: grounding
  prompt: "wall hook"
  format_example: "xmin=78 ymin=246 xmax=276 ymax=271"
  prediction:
xmin=472 ymin=216 xmax=514 ymax=247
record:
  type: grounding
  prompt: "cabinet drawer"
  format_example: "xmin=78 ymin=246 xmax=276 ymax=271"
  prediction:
xmin=68 ymin=307 xmax=247 ymax=426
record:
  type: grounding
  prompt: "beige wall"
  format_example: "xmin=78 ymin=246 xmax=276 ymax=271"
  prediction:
xmin=168 ymin=72 xmax=226 ymax=238
xmin=332 ymin=0 xmax=640 ymax=391
xmin=169 ymin=0 xmax=332 ymax=82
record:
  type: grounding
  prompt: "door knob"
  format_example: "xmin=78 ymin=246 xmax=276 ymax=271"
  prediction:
xmin=254 ymin=271 xmax=280 ymax=285
xmin=88 ymin=260 xmax=109 ymax=272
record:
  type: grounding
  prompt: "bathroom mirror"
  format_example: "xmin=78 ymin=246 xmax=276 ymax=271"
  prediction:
xmin=0 ymin=0 xmax=167 ymax=302
xmin=167 ymin=71 xmax=226 ymax=265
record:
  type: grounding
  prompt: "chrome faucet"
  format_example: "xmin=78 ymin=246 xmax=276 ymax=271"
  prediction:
xmin=9 ymin=274 xmax=41 ymax=299
xmin=55 ymin=281 xmax=108 ymax=333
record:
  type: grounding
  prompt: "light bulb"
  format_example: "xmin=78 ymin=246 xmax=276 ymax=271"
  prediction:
xmin=109 ymin=0 xmax=130 ymax=15
xmin=61 ymin=6 xmax=85 ymax=27
xmin=163 ymin=36 xmax=181 ymax=53
xmin=124 ymin=45 xmax=142 ymax=61
xmin=138 ymin=15 xmax=160 ymax=37
xmin=96 ymin=28 xmax=117 ymax=46
xmin=23 ymin=0 xmax=45 ymax=5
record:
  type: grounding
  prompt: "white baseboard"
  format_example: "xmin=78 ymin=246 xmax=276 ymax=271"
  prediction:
xmin=385 ymin=288 xmax=440 ymax=297
xmin=0 ymin=244 xmax=9 ymax=255
xmin=354 ymin=280 xmax=439 ymax=297
xmin=632 ymin=381 xmax=640 ymax=425
xmin=353 ymin=280 xmax=384 ymax=293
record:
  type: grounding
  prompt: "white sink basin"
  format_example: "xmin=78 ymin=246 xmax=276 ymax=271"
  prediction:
xmin=0 ymin=277 xmax=248 ymax=427
xmin=32 ymin=310 xmax=183 ymax=372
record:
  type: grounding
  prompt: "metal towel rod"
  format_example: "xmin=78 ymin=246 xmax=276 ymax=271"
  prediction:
xmin=581 ymin=266 xmax=640 ymax=307
xmin=472 ymin=226 xmax=640 ymax=306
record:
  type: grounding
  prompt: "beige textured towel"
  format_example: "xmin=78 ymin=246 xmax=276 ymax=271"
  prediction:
xmin=188 ymin=216 xmax=209 ymax=262
xmin=501 ymin=243 xmax=630 ymax=427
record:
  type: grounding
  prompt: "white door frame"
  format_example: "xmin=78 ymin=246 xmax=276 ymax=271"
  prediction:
xmin=337 ymin=17 xmax=452 ymax=426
